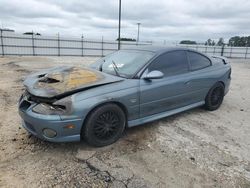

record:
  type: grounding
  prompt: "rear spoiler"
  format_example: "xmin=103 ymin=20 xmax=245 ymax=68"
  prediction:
xmin=211 ymin=56 xmax=229 ymax=64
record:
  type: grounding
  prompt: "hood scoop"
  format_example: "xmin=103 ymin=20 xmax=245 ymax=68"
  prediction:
xmin=39 ymin=76 xmax=60 ymax=83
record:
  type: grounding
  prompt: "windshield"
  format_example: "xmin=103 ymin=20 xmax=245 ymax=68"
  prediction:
xmin=97 ymin=50 xmax=155 ymax=78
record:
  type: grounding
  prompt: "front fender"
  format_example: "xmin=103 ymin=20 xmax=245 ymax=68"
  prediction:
xmin=60 ymin=85 xmax=140 ymax=129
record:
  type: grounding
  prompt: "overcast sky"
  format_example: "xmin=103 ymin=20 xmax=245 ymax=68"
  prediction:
xmin=0 ymin=0 xmax=250 ymax=43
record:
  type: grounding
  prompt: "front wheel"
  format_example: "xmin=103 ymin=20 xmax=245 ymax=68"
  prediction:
xmin=205 ymin=82 xmax=225 ymax=111
xmin=82 ymin=104 xmax=126 ymax=147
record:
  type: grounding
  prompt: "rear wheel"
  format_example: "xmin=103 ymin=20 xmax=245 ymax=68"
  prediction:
xmin=205 ymin=82 xmax=225 ymax=111
xmin=83 ymin=104 xmax=126 ymax=147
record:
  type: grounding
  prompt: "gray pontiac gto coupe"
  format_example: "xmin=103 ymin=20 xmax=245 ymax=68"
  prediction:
xmin=18 ymin=46 xmax=231 ymax=146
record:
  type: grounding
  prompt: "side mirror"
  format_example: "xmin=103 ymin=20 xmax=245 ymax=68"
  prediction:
xmin=143 ymin=70 xmax=164 ymax=80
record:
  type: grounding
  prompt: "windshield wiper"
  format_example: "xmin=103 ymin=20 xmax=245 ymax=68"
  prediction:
xmin=112 ymin=60 xmax=121 ymax=77
xmin=99 ymin=59 xmax=105 ymax=72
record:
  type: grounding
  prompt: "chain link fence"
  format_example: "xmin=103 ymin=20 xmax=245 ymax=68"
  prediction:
xmin=1 ymin=31 xmax=250 ymax=59
xmin=177 ymin=44 xmax=250 ymax=59
xmin=0 ymin=31 xmax=151 ymax=57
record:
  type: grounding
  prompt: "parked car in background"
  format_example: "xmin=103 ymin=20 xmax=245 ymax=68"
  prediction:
xmin=18 ymin=46 xmax=231 ymax=146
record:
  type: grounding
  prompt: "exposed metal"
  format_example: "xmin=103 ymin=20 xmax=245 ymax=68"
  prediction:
xmin=24 ymin=66 xmax=124 ymax=98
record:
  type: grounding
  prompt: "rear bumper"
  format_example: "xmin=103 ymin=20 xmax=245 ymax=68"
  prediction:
xmin=18 ymin=97 xmax=83 ymax=143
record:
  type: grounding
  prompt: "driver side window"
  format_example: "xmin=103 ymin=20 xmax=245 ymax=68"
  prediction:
xmin=148 ymin=50 xmax=189 ymax=77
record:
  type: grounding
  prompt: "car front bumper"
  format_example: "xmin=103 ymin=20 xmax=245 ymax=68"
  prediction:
xmin=18 ymin=95 xmax=83 ymax=143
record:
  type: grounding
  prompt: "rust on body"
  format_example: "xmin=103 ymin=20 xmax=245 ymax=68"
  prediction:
xmin=34 ymin=67 xmax=101 ymax=93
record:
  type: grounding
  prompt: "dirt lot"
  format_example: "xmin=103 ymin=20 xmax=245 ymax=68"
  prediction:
xmin=0 ymin=56 xmax=250 ymax=188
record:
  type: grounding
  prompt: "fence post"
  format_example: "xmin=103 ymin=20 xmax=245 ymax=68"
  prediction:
xmin=213 ymin=46 xmax=215 ymax=55
xmin=32 ymin=33 xmax=35 ymax=56
xmin=101 ymin=36 xmax=104 ymax=57
xmin=81 ymin=34 xmax=84 ymax=57
xmin=57 ymin=33 xmax=60 ymax=56
xmin=221 ymin=44 xmax=225 ymax=56
xmin=245 ymin=47 xmax=248 ymax=59
xmin=230 ymin=46 xmax=232 ymax=58
xmin=0 ymin=30 xmax=4 ymax=56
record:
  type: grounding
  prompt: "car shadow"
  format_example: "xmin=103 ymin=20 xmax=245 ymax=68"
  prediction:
xmin=24 ymin=107 xmax=207 ymax=154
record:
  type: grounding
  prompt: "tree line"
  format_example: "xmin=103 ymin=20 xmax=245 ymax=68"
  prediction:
xmin=180 ymin=36 xmax=250 ymax=47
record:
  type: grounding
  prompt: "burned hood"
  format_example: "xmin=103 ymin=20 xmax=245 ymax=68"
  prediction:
xmin=24 ymin=66 xmax=124 ymax=98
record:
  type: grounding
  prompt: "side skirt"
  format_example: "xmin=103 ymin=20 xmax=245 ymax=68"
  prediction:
xmin=127 ymin=101 xmax=205 ymax=127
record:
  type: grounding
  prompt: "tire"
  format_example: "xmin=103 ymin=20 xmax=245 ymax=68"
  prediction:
xmin=205 ymin=82 xmax=225 ymax=111
xmin=83 ymin=103 xmax=126 ymax=147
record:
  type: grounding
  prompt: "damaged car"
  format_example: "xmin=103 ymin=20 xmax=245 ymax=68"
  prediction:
xmin=18 ymin=46 xmax=231 ymax=146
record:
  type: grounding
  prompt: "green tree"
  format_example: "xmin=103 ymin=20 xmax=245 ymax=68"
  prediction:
xmin=247 ymin=36 xmax=250 ymax=47
xmin=179 ymin=40 xmax=197 ymax=45
xmin=228 ymin=36 xmax=250 ymax=47
xmin=217 ymin=38 xmax=224 ymax=46
xmin=205 ymin=39 xmax=212 ymax=46
xmin=23 ymin=32 xmax=41 ymax=36
xmin=116 ymin=37 xmax=136 ymax=42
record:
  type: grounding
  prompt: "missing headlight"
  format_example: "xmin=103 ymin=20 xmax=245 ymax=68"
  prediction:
xmin=32 ymin=103 xmax=66 ymax=115
xmin=32 ymin=96 xmax=73 ymax=115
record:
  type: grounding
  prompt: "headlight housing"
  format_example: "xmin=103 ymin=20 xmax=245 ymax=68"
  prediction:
xmin=32 ymin=96 xmax=72 ymax=115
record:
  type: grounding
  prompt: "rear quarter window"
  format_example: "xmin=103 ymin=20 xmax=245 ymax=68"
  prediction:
xmin=188 ymin=51 xmax=211 ymax=70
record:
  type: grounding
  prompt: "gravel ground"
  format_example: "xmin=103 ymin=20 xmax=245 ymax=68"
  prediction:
xmin=0 ymin=56 xmax=250 ymax=188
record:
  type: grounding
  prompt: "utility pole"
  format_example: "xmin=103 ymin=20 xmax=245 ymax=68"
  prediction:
xmin=118 ymin=0 xmax=121 ymax=50
xmin=136 ymin=23 xmax=141 ymax=45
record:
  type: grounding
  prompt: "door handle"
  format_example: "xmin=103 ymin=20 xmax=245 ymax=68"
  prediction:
xmin=185 ymin=81 xmax=191 ymax=85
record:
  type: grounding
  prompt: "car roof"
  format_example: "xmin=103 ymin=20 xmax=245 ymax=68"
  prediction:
xmin=122 ymin=45 xmax=212 ymax=60
xmin=122 ymin=45 xmax=189 ymax=54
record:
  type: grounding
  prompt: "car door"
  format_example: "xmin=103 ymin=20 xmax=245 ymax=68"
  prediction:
xmin=139 ymin=50 xmax=192 ymax=118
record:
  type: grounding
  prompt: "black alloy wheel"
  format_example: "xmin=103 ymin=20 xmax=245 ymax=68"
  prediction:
xmin=205 ymin=82 xmax=225 ymax=111
xmin=83 ymin=104 xmax=126 ymax=147
xmin=93 ymin=111 xmax=120 ymax=140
